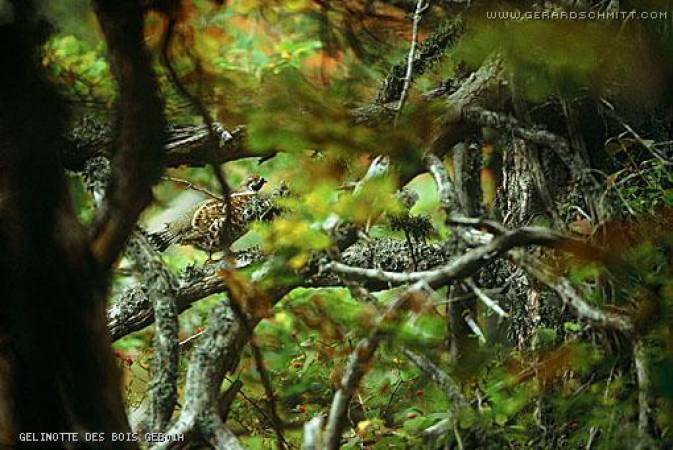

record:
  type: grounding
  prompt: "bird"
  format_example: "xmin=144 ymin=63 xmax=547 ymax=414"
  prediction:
xmin=148 ymin=175 xmax=267 ymax=259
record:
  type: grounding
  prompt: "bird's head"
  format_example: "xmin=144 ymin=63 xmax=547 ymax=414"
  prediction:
xmin=244 ymin=175 xmax=267 ymax=192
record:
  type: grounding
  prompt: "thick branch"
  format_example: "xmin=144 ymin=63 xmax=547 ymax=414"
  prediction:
xmin=65 ymin=118 xmax=254 ymax=171
xmin=150 ymin=303 xmax=243 ymax=450
xmin=199 ymin=411 xmax=244 ymax=450
xmin=91 ymin=1 xmax=167 ymax=268
xmin=108 ymin=238 xmax=449 ymax=341
xmin=125 ymin=231 xmax=179 ymax=432
xmin=430 ymin=54 xmax=508 ymax=157
xmin=424 ymin=153 xmax=459 ymax=214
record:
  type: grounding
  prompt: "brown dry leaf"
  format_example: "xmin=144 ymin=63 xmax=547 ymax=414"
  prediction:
xmin=217 ymin=269 xmax=272 ymax=320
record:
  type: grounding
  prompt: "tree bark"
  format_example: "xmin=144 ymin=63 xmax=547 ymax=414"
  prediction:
xmin=0 ymin=2 xmax=133 ymax=447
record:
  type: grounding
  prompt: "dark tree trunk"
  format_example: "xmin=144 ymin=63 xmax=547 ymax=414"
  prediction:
xmin=0 ymin=2 xmax=133 ymax=447
xmin=494 ymin=136 xmax=569 ymax=349
xmin=447 ymin=142 xmax=482 ymax=363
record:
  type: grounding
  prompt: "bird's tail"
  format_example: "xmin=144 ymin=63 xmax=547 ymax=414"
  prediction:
xmin=148 ymin=228 xmax=178 ymax=252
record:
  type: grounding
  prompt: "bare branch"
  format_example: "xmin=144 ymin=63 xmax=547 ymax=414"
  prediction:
xmin=512 ymin=253 xmax=632 ymax=333
xmin=199 ymin=411 xmax=244 ymax=450
xmin=108 ymin=286 xmax=153 ymax=342
xmin=447 ymin=216 xmax=507 ymax=234
xmin=464 ymin=313 xmax=486 ymax=343
xmin=150 ymin=303 xmax=243 ymax=450
xmin=376 ymin=16 xmax=465 ymax=104
xmin=402 ymin=348 xmax=467 ymax=408
xmin=424 ymin=153 xmax=459 ymax=214
xmin=394 ymin=0 xmax=429 ymax=124
xmin=323 ymin=287 xmax=420 ymax=449
xmin=107 ymin=248 xmax=275 ymax=341
xmin=64 ymin=119 xmax=254 ymax=170
xmin=422 ymin=418 xmax=452 ymax=446
xmin=430 ymin=54 xmax=508 ymax=157
xmin=325 ymin=225 xmax=581 ymax=289
xmin=465 ymin=278 xmax=508 ymax=318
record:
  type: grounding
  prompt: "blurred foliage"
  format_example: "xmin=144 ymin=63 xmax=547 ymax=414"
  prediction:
xmin=47 ymin=0 xmax=673 ymax=448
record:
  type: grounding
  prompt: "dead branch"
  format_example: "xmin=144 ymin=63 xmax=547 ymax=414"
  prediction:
xmin=322 ymin=283 xmax=423 ymax=449
xmin=634 ymin=340 xmax=654 ymax=449
xmin=402 ymin=348 xmax=467 ymax=408
xmin=303 ymin=416 xmax=326 ymax=450
xmin=376 ymin=16 xmax=465 ymax=104
xmin=108 ymin=237 xmax=449 ymax=341
xmin=394 ymin=0 xmax=430 ymax=124
xmin=465 ymin=278 xmax=508 ymax=318
xmin=430 ymin=54 xmax=508 ymax=157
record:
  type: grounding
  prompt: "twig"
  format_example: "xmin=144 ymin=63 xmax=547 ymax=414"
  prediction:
xmin=422 ymin=418 xmax=452 ymax=445
xmin=394 ymin=0 xmax=430 ymax=125
xmin=376 ymin=16 xmax=464 ymax=105
xmin=162 ymin=176 xmax=222 ymax=200
xmin=178 ymin=330 xmax=205 ymax=347
xmin=464 ymin=313 xmax=486 ymax=343
xmin=159 ymin=6 xmax=234 ymax=247
xmin=634 ymin=340 xmax=653 ymax=449
xmin=465 ymin=278 xmax=508 ymax=318
xmin=322 ymin=281 xmax=425 ymax=449
xmin=600 ymin=98 xmax=670 ymax=163
xmin=402 ymin=348 xmax=467 ymax=408
xmin=248 ymin=338 xmax=288 ymax=450
xmin=303 ymin=416 xmax=326 ymax=450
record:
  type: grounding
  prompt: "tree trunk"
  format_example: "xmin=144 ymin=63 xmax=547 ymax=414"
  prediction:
xmin=0 ymin=3 xmax=133 ymax=447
